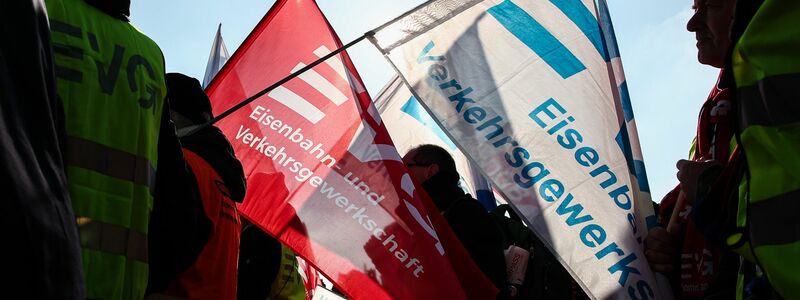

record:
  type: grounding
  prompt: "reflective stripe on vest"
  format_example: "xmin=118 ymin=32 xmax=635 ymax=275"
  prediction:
xmin=732 ymin=1 xmax=800 ymax=299
xmin=737 ymin=74 xmax=800 ymax=128
xmin=46 ymin=0 xmax=166 ymax=298
xmin=748 ymin=189 xmax=800 ymax=247
xmin=78 ymin=217 xmax=148 ymax=263
xmin=67 ymin=136 xmax=156 ymax=196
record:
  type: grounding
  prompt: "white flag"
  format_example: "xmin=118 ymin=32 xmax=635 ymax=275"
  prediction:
xmin=370 ymin=0 xmax=661 ymax=299
xmin=202 ymin=23 xmax=230 ymax=89
xmin=374 ymin=75 xmax=499 ymax=210
xmin=596 ymin=0 xmax=656 ymax=228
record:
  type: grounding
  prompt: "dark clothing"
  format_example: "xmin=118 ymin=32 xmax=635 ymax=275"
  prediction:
xmin=423 ymin=175 xmax=508 ymax=298
xmin=0 ymin=0 xmax=84 ymax=298
xmin=238 ymin=221 xmax=283 ymax=300
xmin=237 ymin=172 xmax=291 ymax=300
xmin=180 ymin=126 xmax=246 ymax=202
xmin=491 ymin=205 xmax=590 ymax=300
xmin=659 ymin=72 xmax=739 ymax=299
xmin=147 ymin=100 xmax=212 ymax=295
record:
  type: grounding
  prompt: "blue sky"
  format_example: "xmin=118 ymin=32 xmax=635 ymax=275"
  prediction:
xmin=131 ymin=0 xmax=720 ymax=202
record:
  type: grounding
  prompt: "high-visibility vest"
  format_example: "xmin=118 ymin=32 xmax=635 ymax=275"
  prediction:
xmin=269 ymin=246 xmax=308 ymax=300
xmin=729 ymin=1 xmax=800 ymax=299
xmin=46 ymin=0 xmax=166 ymax=298
xmin=166 ymin=149 xmax=241 ymax=300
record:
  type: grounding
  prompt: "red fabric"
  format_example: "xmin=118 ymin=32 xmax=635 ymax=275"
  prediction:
xmin=297 ymin=257 xmax=320 ymax=300
xmin=659 ymin=71 xmax=734 ymax=298
xmin=693 ymin=73 xmax=733 ymax=163
xmin=205 ymin=0 xmax=498 ymax=299
xmin=166 ymin=149 xmax=240 ymax=300
xmin=660 ymin=188 xmax=719 ymax=299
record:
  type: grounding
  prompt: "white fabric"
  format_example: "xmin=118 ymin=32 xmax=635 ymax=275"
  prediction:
xmin=371 ymin=0 xmax=662 ymax=298
xmin=202 ymin=24 xmax=230 ymax=89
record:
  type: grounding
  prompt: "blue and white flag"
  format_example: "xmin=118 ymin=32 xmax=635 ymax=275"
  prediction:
xmin=374 ymin=75 xmax=499 ymax=210
xmin=370 ymin=0 xmax=661 ymax=298
xmin=596 ymin=0 xmax=655 ymax=229
xmin=202 ymin=23 xmax=230 ymax=89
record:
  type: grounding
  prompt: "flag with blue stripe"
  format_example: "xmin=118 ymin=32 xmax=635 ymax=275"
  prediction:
xmin=371 ymin=0 xmax=663 ymax=298
xmin=596 ymin=0 xmax=657 ymax=231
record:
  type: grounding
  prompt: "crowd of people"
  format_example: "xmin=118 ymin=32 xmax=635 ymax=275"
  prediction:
xmin=2 ymin=0 xmax=797 ymax=299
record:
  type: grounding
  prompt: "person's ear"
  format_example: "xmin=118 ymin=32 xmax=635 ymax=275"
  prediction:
xmin=426 ymin=163 xmax=439 ymax=178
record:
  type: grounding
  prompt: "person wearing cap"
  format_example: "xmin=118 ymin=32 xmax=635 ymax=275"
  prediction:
xmin=159 ymin=73 xmax=246 ymax=300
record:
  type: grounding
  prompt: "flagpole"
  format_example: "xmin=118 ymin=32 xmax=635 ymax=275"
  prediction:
xmin=185 ymin=30 xmax=374 ymax=136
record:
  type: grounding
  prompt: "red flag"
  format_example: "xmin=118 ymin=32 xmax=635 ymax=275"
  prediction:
xmin=205 ymin=0 xmax=498 ymax=299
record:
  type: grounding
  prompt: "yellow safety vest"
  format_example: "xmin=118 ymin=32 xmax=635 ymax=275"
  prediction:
xmin=729 ymin=1 xmax=800 ymax=299
xmin=269 ymin=246 xmax=308 ymax=300
xmin=47 ymin=0 xmax=166 ymax=298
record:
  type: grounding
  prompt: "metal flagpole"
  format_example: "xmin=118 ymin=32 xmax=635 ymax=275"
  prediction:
xmin=184 ymin=30 xmax=374 ymax=137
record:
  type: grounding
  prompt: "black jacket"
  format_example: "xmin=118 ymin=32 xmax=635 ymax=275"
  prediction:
xmin=1 ymin=0 xmax=84 ymax=298
xmin=146 ymin=102 xmax=212 ymax=295
xmin=423 ymin=174 xmax=509 ymax=298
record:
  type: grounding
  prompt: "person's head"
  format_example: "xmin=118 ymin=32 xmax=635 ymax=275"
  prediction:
xmin=165 ymin=73 xmax=213 ymax=130
xmin=402 ymin=144 xmax=459 ymax=186
xmin=687 ymin=0 xmax=736 ymax=67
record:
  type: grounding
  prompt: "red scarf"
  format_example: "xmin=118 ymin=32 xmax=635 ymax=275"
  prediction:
xmin=659 ymin=71 xmax=734 ymax=299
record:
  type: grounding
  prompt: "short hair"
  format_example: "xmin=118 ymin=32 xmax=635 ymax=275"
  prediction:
xmin=408 ymin=144 xmax=460 ymax=185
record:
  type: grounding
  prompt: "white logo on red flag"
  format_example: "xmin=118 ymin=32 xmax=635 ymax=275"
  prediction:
xmin=205 ymin=0 xmax=497 ymax=299
xmin=267 ymin=46 xmax=350 ymax=124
